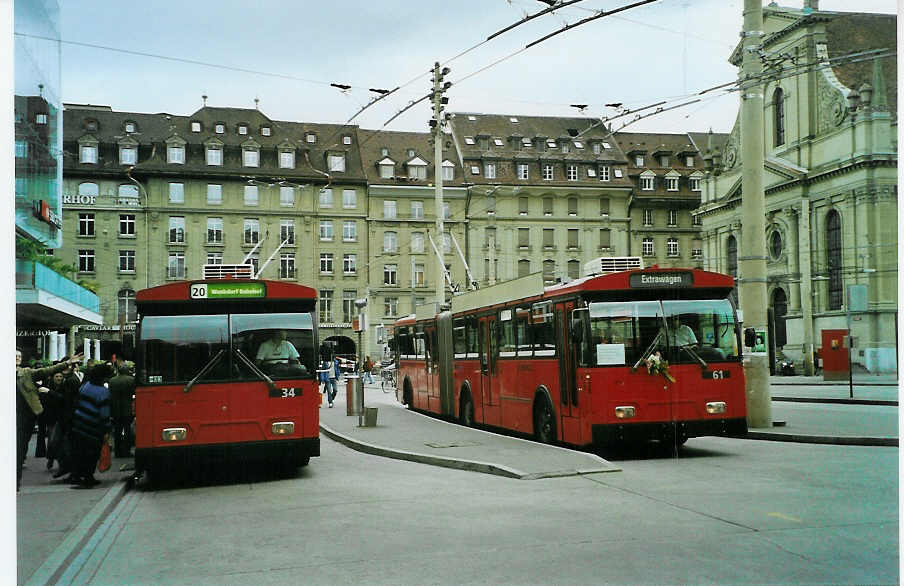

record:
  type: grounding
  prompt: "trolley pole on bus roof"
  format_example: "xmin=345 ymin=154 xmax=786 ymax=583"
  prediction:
xmin=738 ymin=0 xmax=771 ymax=428
xmin=431 ymin=62 xmax=451 ymax=306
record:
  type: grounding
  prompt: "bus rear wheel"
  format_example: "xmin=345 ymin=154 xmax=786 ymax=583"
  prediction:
xmin=533 ymin=397 xmax=556 ymax=444
xmin=459 ymin=393 xmax=474 ymax=427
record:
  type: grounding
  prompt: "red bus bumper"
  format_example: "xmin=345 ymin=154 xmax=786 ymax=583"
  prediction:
xmin=135 ymin=437 xmax=319 ymax=474
xmin=591 ymin=417 xmax=747 ymax=446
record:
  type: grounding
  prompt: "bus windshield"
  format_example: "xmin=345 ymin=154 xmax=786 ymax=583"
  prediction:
xmin=579 ymin=298 xmax=739 ymax=367
xmin=138 ymin=312 xmax=316 ymax=384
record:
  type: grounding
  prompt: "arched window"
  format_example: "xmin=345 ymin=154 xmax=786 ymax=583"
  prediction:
xmin=826 ymin=210 xmax=843 ymax=310
xmin=118 ymin=289 xmax=136 ymax=323
xmin=542 ymin=259 xmax=556 ymax=284
xmin=78 ymin=182 xmax=99 ymax=197
xmin=774 ymin=88 xmax=785 ymax=147
xmin=770 ymin=230 xmax=783 ymax=260
xmin=772 ymin=287 xmax=788 ymax=347
xmin=727 ymin=235 xmax=739 ymax=305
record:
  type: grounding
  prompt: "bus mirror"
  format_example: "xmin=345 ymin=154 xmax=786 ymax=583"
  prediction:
xmin=744 ymin=327 xmax=756 ymax=348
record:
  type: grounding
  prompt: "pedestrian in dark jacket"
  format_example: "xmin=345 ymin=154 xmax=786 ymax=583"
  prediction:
xmin=51 ymin=361 xmax=84 ymax=479
xmin=42 ymin=370 xmax=66 ymax=470
xmin=108 ymin=363 xmax=136 ymax=458
xmin=66 ymin=362 xmax=113 ymax=489
xmin=16 ymin=350 xmax=83 ymax=490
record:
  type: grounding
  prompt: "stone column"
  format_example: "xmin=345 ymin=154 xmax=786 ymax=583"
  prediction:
xmin=798 ymin=198 xmax=815 ymax=375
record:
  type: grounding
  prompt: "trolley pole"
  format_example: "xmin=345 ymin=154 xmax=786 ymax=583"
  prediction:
xmin=431 ymin=62 xmax=450 ymax=306
xmin=739 ymin=0 xmax=772 ymax=427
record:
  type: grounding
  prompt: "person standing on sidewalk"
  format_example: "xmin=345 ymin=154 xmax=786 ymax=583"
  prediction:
xmin=108 ymin=362 xmax=136 ymax=458
xmin=16 ymin=350 xmax=83 ymax=491
xmin=42 ymin=370 xmax=66 ymax=470
xmin=67 ymin=361 xmax=113 ymax=489
xmin=325 ymin=355 xmax=340 ymax=408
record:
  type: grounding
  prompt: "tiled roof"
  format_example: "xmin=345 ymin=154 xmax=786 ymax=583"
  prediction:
xmin=826 ymin=13 xmax=897 ymax=114
xmin=357 ymin=129 xmax=463 ymax=186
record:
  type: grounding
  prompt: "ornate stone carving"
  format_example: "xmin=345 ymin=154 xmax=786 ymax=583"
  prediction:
xmin=816 ymin=43 xmax=850 ymax=133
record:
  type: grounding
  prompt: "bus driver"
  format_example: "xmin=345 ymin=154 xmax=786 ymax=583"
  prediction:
xmin=660 ymin=317 xmax=698 ymax=347
xmin=256 ymin=330 xmax=300 ymax=365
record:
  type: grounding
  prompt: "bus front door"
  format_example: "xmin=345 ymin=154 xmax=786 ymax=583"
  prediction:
xmin=556 ymin=303 xmax=581 ymax=444
xmin=479 ymin=315 xmax=501 ymax=427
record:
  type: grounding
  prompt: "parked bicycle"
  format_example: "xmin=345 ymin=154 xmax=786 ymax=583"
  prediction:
xmin=380 ymin=363 xmax=395 ymax=393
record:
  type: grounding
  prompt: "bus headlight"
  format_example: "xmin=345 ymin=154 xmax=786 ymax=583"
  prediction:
xmin=614 ymin=406 xmax=636 ymax=419
xmin=706 ymin=401 xmax=727 ymax=414
xmin=162 ymin=427 xmax=187 ymax=441
xmin=272 ymin=421 xmax=295 ymax=435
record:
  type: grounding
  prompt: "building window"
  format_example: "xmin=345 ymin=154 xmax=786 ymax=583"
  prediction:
xmin=411 ymin=200 xmax=424 ymax=219
xmin=168 ymin=183 xmax=184 ymax=204
xmin=215 ymin=123 xmax=225 ymax=134
xmin=35 ymin=113 xmax=48 ymax=125
xmin=119 ymin=214 xmax=135 ymax=237
xmin=380 ymin=163 xmax=394 ymax=179
xmin=207 ymin=251 xmax=223 ymax=265
xmin=328 ymin=154 xmax=346 ymax=172
xmin=567 ymin=259 xmax=580 ymax=279
xmin=342 ymin=291 xmax=357 ymax=323
xmin=642 ymin=238 xmax=654 ymax=257
xmin=770 ymin=230 xmax=783 ymax=259
xmin=599 ymin=197 xmax=610 ymax=216
xmin=207 ymin=217 xmax=223 ymax=243
xmin=342 ymin=189 xmax=356 ymax=209
xmin=666 ymin=177 xmax=679 ymax=191
xmin=567 ymin=197 xmax=578 ymax=216
xmin=411 ymin=232 xmax=424 ymax=253
xmin=692 ymin=240 xmax=703 ymax=259
xmin=319 ymin=220 xmax=333 ymax=241
xmin=319 ymin=290 xmax=333 ymax=323
xmin=306 ymin=133 xmax=317 ymax=144
xmin=517 ymin=259 xmax=530 ymax=278
xmin=471 ymin=165 xmax=480 ymax=175
xmin=484 ymin=162 xmax=496 ymax=179
xmin=668 ymin=210 xmax=678 ymax=226
xmin=243 ymin=148 xmax=259 ymax=167
xmin=168 ymin=217 xmax=185 ymax=243
xmin=643 ymin=209 xmax=653 ymax=226
xmin=635 ymin=155 xmax=644 ymax=167
xmin=774 ymin=87 xmax=785 ymax=147
xmin=542 ymin=259 xmax=556 ymax=284
xmin=118 ymin=289 xmax=136 ymax=323
xmin=343 ymin=220 xmax=356 ymax=241
xmin=343 ymin=135 xmax=352 ymax=145
xmin=599 ymin=166 xmax=610 ymax=181
xmin=384 ymin=264 xmax=398 ymax=286
xmin=117 ymin=184 xmax=138 ymax=206
xmin=167 ymin=252 xmax=185 ymax=279
xmin=15 ymin=140 xmax=27 ymax=158
xmin=244 ymin=185 xmax=259 ymax=206
xmin=384 ymin=297 xmax=398 ymax=317
xmin=686 ymin=155 xmax=695 ymax=167
xmin=279 ymin=151 xmax=295 ymax=169
xmin=280 ymin=185 xmax=294 ymax=207
xmin=244 ymin=219 xmax=260 ymax=245
xmin=567 ymin=229 xmax=578 ymax=249
xmin=693 ymin=214 xmax=702 ymax=226
xmin=80 ymin=145 xmax=97 ymax=164
xmin=826 ymin=209 xmax=843 ymax=310
xmin=261 ymin=126 xmax=271 ymax=136
xmin=320 ymin=253 xmax=334 ymax=274
xmin=442 ymin=232 xmax=452 ymax=254
xmin=119 ymin=146 xmax=137 ymax=165
xmin=464 ymin=136 xmax=475 ymax=145
xmin=279 ymin=254 xmax=295 ymax=279
xmin=542 ymin=228 xmax=555 ymax=249
xmin=383 ymin=200 xmax=397 ymax=219
xmin=641 ymin=176 xmax=654 ymax=190
xmin=566 ymin=164 xmax=578 ymax=181
xmin=519 ymin=197 xmax=529 ymax=216
xmin=690 ymin=177 xmax=701 ymax=191
xmin=78 ymin=213 xmax=95 ymax=237
xmin=119 ymin=250 xmax=136 ymax=272
xmin=543 ymin=197 xmax=553 ymax=216
xmin=319 ymin=188 xmax=333 ymax=208
xmin=207 ymin=184 xmax=222 ymax=205
xmin=727 ymin=235 xmax=738 ymax=282
xmin=78 ymin=249 xmax=95 ymax=273
xmin=280 ymin=219 xmax=295 ymax=245
xmin=614 ymin=168 xmax=623 ymax=178
xmin=167 ymin=145 xmax=185 ymax=164
xmin=599 ymin=229 xmax=611 ymax=249
xmin=238 ymin=125 xmax=248 ymax=135
xmin=343 ymin=254 xmax=357 ymax=274
xmin=486 ymin=195 xmax=496 ymax=215
xmin=191 ymin=121 xmax=201 ymax=132
xmin=408 ymin=163 xmax=426 ymax=180
xmin=542 ymin=164 xmax=554 ymax=180
xmin=383 ymin=231 xmax=397 ymax=253
xmin=522 ymin=137 xmax=532 ymax=148
xmin=667 ymin=238 xmax=679 ymax=257
xmin=442 ymin=162 xmax=454 ymax=181
xmin=518 ymin=228 xmax=529 ymax=248
xmin=443 ymin=202 xmax=451 ymax=220
xmin=206 ymin=146 xmax=223 ymax=166
xmin=659 ymin=155 xmax=669 ymax=167
xmin=517 ymin=163 xmax=529 ymax=180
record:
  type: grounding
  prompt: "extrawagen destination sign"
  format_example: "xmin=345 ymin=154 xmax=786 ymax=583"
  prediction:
xmin=629 ymin=272 xmax=693 ymax=288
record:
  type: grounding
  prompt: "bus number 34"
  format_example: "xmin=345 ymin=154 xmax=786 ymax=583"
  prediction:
xmin=269 ymin=387 xmax=299 ymax=398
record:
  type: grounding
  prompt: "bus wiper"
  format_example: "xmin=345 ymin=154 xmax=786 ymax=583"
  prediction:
xmin=184 ymin=348 xmax=226 ymax=393
xmin=680 ymin=344 xmax=708 ymax=369
xmin=632 ymin=330 xmax=663 ymax=372
xmin=233 ymin=348 xmax=277 ymax=393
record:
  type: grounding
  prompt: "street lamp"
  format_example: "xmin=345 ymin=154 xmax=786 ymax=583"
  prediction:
xmin=354 ymin=298 xmax=368 ymax=425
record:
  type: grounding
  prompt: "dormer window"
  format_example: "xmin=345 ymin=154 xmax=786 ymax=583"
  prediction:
xmin=441 ymin=160 xmax=454 ymax=181
xmin=85 ymin=119 xmax=98 ymax=131
xmin=522 ymin=137 xmax=532 ymax=148
xmin=592 ymin=143 xmax=601 ymax=154
xmin=510 ymin=117 xmax=518 ymax=122
xmin=243 ymin=147 xmax=259 ymax=167
xmin=602 ymin=142 xmax=611 ymax=149
xmin=238 ymin=125 xmax=248 ymax=135
xmin=206 ymin=144 xmax=223 ymax=166
xmin=660 ymin=155 xmax=669 ymax=167
xmin=573 ymin=141 xmax=584 ymax=149
xmin=167 ymin=144 xmax=185 ymax=164
xmin=191 ymin=121 xmax=201 ymax=132
xmin=686 ymin=155 xmax=694 ymax=167
xmin=261 ymin=126 xmax=271 ymax=136
xmin=380 ymin=147 xmax=389 ymax=156
xmin=328 ymin=153 xmax=345 ymax=172
xmin=343 ymin=135 xmax=352 ymax=145
xmin=279 ymin=149 xmax=295 ymax=169
xmin=464 ymin=136 xmax=475 ymax=145
xmin=215 ymin=123 xmax=225 ymax=134
xmin=119 ymin=145 xmax=137 ymax=165
xmin=80 ymin=144 xmax=98 ymax=164
xmin=306 ymin=133 xmax=316 ymax=143
xmin=547 ymin=139 xmax=557 ymax=148
xmin=640 ymin=172 xmax=655 ymax=190
xmin=124 ymin=121 xmax=136 ymax=133
xmin=408 ymin=156 xmax=428 ymax=180
xmin=493 ymin=138 xmax=504 ymax=147
xmin=562 ymin=143 xmax=570 ymax=153
xmin=378 ymin=157 xmax=395 ymax=179
xmin=635 ymin=155 xmax=644 ymax=167
xmin=666 ymin=176 xmax=679 ymax=191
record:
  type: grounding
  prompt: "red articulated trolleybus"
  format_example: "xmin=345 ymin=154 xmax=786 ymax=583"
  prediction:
xmin=390 ymin=258 xmax=747 ymax=449
xmin=134 ymin=264 xmax=320 ymax=478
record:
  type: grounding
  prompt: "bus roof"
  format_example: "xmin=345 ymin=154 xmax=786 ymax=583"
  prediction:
xmin=545 ymin=267 xmax=735 ymax=296
xmin=136 ymin=279 xmax=317 ymax=303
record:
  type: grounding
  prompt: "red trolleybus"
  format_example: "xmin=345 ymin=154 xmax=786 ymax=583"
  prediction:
xmin=134 ymin=269 xmax=320 ymax=477
xmin=391 ymin=260 xmax=747 ymax=448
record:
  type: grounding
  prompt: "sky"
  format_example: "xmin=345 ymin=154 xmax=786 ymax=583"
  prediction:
xmin=49 ymin=0 xmax=900 ymax=136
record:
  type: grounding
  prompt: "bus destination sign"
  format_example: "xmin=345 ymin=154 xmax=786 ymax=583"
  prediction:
xmin=629 ymin=272 xmax=693 ymax=289
xmin=190 ymin=282 xmax=266 ymax=299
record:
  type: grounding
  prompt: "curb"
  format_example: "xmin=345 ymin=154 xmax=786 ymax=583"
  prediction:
xmin=745 ymin=431 xmax=898 ymax=447
xmin=773 ymin=396 xmax=898 ymax=406
xmin=25 ymin=480 xmax=130 ymax=586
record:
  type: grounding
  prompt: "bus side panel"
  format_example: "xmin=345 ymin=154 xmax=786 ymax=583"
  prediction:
xmin=498 ymin=357 xmax=533 ymax=434
xmin=452 ymin=357 xmax=479 ymax=419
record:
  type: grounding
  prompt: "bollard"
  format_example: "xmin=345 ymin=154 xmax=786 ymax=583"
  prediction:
xmin=346 ymin=375 xmax=360 ymax=416
xmin=363 ymin=407 xmax=378 ymax=427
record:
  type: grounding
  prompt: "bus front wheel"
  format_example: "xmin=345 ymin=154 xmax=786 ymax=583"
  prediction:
xmin=533 ymin=397 xmax=556 ymax=444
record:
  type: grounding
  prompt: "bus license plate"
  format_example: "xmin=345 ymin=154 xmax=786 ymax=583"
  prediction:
xmin=703 ymin=370 xmax=730 ymax=380
xmin=270 ymin=387 xmax=301 ymax=398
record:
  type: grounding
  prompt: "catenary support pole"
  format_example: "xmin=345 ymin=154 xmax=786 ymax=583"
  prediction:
xmin=739 ymin=0 xmax=771 ymax=427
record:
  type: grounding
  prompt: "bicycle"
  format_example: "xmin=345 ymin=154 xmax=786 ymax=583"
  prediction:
xmin=380 ymin=364 xmax=395 ymax=393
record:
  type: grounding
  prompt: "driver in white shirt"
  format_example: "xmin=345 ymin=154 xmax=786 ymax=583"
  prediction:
xmin=256 ymin=330 xmax=300 ymax=365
